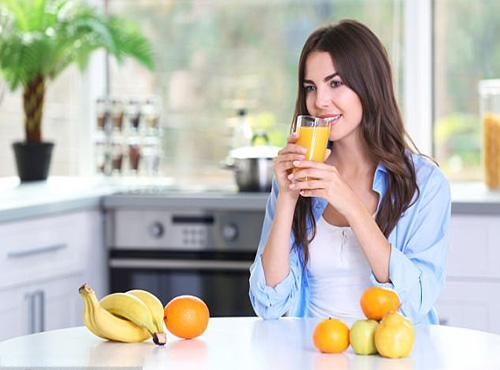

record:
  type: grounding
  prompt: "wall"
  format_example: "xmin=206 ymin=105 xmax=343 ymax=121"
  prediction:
xmin=0 ymin=67 xmax=83 ymax=177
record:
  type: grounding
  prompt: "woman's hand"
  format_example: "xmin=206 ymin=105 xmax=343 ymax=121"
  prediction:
xmin=273 ymin=132 xmax=306 ymax=197
xmin=287 ymin=160 xmax=360 ymax=217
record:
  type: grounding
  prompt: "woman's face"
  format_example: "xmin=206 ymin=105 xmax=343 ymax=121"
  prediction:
xmin=303 ymin=51 xmax=363 ymax=142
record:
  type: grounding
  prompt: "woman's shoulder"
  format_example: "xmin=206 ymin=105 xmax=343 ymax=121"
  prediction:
xmin=408 ymin=152 xmax=450 ymax=194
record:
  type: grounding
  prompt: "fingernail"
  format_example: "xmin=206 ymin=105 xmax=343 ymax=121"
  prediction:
xmin=293 ymin=161 xmax=300 ymax=166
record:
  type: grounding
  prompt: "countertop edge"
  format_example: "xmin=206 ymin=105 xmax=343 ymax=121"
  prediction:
xmin=0 ymin=179 xmax=499 ymax=223
xmin=0 ymin=196 xmax=104 ymax=224
xmin=451 ymin=201 xmax=500 ymax=215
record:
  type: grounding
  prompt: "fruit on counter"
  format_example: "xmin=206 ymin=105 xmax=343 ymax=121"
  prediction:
xmin=79 ymin=283 xmax=152 ymax=343
xmin=312 ymin=318 xmax=350 ymax=354
xmin=100 ymin=291 xmax=166 ymax=345
xmin=164 ymin=295 xmax=210 ymax=339
xmin=374 ymin=312 xmax=415 ymax=359
xmin=360 ymin=286 xmax=400 ymax=320
xmin=127 ymin=289 xmax=166 ymax=334
xmin=349 ymin=319 xmax=379 ymax=355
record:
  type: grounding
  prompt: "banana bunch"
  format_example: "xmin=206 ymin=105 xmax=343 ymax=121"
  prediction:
xmin=79 ymin=283 xmax=166 ymax=345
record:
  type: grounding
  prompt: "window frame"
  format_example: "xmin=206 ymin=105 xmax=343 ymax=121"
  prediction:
xmin=403 ymin=0 xmax=433 ymax=156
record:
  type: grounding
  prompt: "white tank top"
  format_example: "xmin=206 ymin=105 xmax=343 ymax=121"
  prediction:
xmin=305 ymin=215 xmax=372 ymax=319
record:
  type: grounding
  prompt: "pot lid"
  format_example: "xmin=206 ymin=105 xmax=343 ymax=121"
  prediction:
xmin=229 ymin=145 xmax=280 ymax=159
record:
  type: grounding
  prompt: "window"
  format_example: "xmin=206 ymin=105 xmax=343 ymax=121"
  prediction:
xmin=106 ymin=0 xmax=404 ymax=183
xmin=433 ymin=0 xmax=500 ymax=181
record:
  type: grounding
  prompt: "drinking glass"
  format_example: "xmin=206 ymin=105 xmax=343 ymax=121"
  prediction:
xmin=293 ymin=115 xmax=330 ymax=181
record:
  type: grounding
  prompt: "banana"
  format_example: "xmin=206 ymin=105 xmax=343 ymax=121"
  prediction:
xmin=81 ymin=288 xmax=108 ymax=340
xmin=79 ymin=284 xmax=151 ymax=343
xmin=100 ymin=292 xmax=166 ymax=345
xmin=126 ymin=289 xmax=165 ymax=333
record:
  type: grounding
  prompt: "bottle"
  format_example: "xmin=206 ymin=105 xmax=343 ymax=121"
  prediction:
xmin=479 ymin=79 xmax=500 ymax=189
xmin=231 ymin=108 xmax=253 ymax=149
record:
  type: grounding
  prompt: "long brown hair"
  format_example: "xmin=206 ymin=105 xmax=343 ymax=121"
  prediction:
xmin=291 ymin=19 xmax=420 ymax=267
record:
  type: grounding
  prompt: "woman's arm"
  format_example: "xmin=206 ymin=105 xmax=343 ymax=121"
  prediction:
xmin=370 ymin=170 xmax=451 ymax=323
xmin=248 ymin=179 xmax=304 ymax=319
xmin=261 ymin=192 xmax=298 ymax=287
xmin=346 ymin=202 xmax=391 ymax=283
xmin=259 ymin=132 xmax=304 ymax=287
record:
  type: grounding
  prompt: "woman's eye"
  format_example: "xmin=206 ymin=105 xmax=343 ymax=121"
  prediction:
xmin=331 ymin=80 xmax=343 ymax=88
xmin=304 ymin=85 xmax=315 ymax=93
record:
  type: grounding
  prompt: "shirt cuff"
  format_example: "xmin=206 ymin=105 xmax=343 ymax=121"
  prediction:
xmin=249 ymin=254 xmax=296 ymax=307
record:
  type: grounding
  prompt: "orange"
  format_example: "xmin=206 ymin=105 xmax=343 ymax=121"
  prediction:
xmin=164 ymin=295 xmax=210 ymax=339
xmin=360 ymin=287 xmax=400 ymax=321
xmin=312 ymin=318 xmax=350 ymax=353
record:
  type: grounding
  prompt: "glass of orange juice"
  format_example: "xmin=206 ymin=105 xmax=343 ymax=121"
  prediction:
xmin=293 ymin=115 xmax=330 ymax=181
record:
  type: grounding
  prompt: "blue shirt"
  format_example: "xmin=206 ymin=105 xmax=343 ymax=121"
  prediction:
xmin=248 ymin=152 xmax=451 ymax=324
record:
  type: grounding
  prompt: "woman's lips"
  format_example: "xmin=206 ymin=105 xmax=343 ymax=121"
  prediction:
xmin=322 ymin=114 xmax=342 ymax=126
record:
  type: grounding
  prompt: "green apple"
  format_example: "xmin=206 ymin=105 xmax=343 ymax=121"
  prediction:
xmin=350 ymin=319 xmax=379 ymax=355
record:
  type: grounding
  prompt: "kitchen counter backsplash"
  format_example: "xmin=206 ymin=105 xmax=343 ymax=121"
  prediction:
xmin=0 ymin=177 xmax=498 ymax=223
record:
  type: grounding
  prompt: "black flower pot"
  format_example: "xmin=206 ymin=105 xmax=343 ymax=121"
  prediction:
xmin=12 ymin=142 xmax=54 ymax=182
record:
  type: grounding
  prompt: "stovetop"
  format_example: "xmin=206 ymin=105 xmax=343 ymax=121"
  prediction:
xmin=114 ymin=184 xmax=239 ymax=195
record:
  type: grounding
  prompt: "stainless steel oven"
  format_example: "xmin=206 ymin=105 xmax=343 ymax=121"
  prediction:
xmin=105 ymin=205 xmax=264 ymax=317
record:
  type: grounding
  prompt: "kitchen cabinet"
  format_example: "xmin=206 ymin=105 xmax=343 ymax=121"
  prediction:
xmin=435 ymin=214 xmax=500 ymax=334
xmin=0 ymin=273 xmax=83 ymax=341
xmin=0 ymin=210 xmax=105 ymax=341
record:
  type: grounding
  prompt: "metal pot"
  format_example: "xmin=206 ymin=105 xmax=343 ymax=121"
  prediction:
xmin=224 ymin=133 xmax=280 ymax=192
xmin=231 ymin=156 xmax=274 ymax=192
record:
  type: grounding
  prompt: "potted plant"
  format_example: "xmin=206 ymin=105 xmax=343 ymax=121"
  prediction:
xmin=0 ymin=0 xmax=154 ymax=181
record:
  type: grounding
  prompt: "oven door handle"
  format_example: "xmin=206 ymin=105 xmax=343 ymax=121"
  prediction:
xmin=109 ymin=258 xmax=252 ymax=271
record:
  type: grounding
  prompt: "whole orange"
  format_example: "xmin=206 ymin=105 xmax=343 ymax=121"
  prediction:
xmin=312 ymin=318 xmax=350 ymax=353
xmin=360 ymin=287 xmax=400 ymax=320
xmin=164 ymin=295 xmax=210 ymax=339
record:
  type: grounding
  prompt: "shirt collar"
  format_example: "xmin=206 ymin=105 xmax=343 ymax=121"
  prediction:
xmin=373 ymin=162 xmax=388 ymax=193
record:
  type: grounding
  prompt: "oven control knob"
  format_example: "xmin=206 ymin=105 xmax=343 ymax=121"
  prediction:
xmin=222 ymin=223 xmax=238 ymax=241
xmin=149 ymin=222 xmax=164 ymax=238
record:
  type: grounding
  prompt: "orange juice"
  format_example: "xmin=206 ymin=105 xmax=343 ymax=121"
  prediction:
xmin=297 ymin=126 xmax=330 ymax=161
xmin=294 ymin=125 xmax=330 ymax=181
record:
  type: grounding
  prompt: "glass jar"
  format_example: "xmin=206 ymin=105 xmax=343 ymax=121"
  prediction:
xmin=126 ymin=99 xmax=141 ymax=132
xmin=479 ymin=79 xmax=500 ymax=189
xmin=111 ymin=137 xmax=124 ymax=174
xmin=111 ymin=98 xmax=124 ymax=131
xmin=142 ymin=136 xmax=162 ymax=176
xmin=128 ymin=136 xmax=141 ymax=174
xmin=141 ymin=96 xmax=161 ymax=134
xmin=94 ymin=136 xmax=106 ymax=174
xmin=96 ymin=97 xmax=110 ymax=131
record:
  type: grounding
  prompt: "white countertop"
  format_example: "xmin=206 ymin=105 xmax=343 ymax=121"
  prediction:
xmin=1 ymin=317 xmax=500 ymax=369
xmin=0 ymin=177 xmax=499 ymax=223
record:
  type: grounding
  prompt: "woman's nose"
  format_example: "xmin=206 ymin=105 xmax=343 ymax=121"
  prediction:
xmin=314 ymin=86 xmax=330 ymax=109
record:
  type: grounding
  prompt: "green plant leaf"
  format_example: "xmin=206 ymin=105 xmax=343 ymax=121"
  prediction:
xmin=0 ymin=0 xmax=155 ymax=142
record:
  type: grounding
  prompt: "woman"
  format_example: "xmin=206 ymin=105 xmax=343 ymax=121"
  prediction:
xmin=248 ymin=19 xmax=451 ymax=325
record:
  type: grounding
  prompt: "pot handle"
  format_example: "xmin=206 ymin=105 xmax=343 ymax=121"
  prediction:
xmin=219 ymin=157 xmax=235 ymax=170
xmin=251 ymin=131 xmax=269 ymax=146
